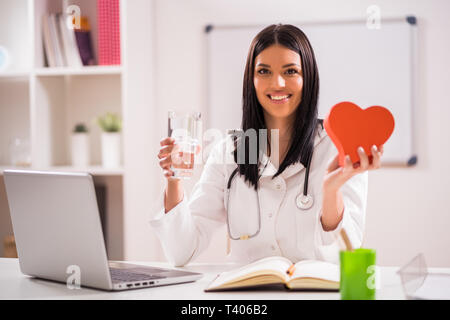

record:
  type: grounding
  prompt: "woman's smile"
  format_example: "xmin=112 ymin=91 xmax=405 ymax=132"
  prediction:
xmin=267 ymin=93 xmax=292 ymax=104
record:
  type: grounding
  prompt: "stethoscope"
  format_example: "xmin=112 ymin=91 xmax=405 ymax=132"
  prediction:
xmin=225 ymin=148 xmax=314 ymax=241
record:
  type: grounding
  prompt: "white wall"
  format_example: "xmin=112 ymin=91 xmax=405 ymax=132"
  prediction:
xmin=133 ymin=0 xmax=450 ymax=267
xmin=122 ymin=0 xmax=165 ymax=262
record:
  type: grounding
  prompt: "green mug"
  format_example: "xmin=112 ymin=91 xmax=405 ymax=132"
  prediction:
xmin=340 ymin=248 xmax=377 ymax=300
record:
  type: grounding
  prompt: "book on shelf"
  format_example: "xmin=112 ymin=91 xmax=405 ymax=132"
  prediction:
xmin=42 ymin=14 xmax=56 ymax=67
xmin=42 ymin=13 xmax=95 ymax=68
xmin=58 ymin=14 xmax=83 ymax=68
xmin=97 ymin=0 xmax=121 ymax=66
xmin=74 ymin=16 xmax=95 ymax=66
xmin=204 ymin=256 xmax=340 ymax=292
xmin=110 ymin=0 xmax=121 ymax=65
xmin=52 ymin=13 xmax=67 ymax=67
xmin=43 ymin=13 xmax=66 ymax=67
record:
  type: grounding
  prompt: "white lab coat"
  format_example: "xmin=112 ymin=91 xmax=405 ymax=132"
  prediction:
xmin=149 ymin=124 xmax=368 ymax=267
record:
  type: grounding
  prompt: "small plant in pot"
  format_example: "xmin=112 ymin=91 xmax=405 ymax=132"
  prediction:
xmin=97 ymin=113 xmax=122 ymax=168
xmin=71 ymin=123 xmax=90 ymax=167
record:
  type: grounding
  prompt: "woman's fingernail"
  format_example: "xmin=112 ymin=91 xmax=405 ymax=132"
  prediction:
xmin=372 ymin=145 xmax=378 ymax=152
xmin=358 ymin=146 xmax=364 ymax=153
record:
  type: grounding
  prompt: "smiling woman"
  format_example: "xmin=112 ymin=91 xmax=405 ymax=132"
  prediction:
xmin=237 ymin=24 xmax=320 ymax=189
xmin=152 ymin=23 xmax=378 ymax=268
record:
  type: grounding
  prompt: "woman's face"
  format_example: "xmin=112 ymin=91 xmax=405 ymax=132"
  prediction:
xmin=253 ymin=44 xmax=303 ymax=121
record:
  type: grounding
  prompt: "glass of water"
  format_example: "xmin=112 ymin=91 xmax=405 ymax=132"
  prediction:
xmin=168 ymin=111 xmax=202 ymax=179
xmin=9 ymin=138 xmax=31 ymax=167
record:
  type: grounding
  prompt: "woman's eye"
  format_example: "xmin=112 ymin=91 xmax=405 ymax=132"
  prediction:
xmin=256 ymin=68 xmax=299 ymax=75
xmin=286 ymin=68 xmax=298 ymax=75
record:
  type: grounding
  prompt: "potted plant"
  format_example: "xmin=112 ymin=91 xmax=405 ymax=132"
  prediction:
xmin=71 ymin=123 xmax=90 ymax=167
xmin=97 ymin=112 xmax=122 ymax=168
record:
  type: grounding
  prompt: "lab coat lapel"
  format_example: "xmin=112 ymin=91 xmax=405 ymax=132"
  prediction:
xmin=258 ymin=153 xmax=278 ymax=177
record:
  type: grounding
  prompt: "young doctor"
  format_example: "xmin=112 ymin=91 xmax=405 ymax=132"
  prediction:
xmin=151 ymin=24 xmax=384 ymax=267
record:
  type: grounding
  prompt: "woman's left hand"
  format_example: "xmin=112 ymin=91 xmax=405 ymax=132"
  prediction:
xmin=323 ymin=145 xmax=384 ymax=192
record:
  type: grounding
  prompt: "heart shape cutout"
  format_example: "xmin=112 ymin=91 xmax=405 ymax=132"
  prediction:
xmin=324 ymin=101 xmax=395 ymax=167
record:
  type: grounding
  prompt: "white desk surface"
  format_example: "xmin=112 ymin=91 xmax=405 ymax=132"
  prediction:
xmin=0 ymin=258 xmax=448 ymax=300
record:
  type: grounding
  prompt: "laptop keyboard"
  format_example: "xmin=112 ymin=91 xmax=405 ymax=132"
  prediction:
xmin=110 ymin=268 xmax=165 ymax=283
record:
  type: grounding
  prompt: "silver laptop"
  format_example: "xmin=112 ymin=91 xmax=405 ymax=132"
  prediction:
xmin=3 ymin=169 xmax=202 ymax=291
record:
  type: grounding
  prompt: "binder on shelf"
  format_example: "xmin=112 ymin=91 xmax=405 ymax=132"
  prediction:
xmin=111 ymin=0 xmax=121 ymax=65
xmin=97 ymin=0 xmax=121 ymax=66
xmin=97 ymin=0 xmax=110 ymax=65
xmin=74 ymin=17 xmax=95 ymax=66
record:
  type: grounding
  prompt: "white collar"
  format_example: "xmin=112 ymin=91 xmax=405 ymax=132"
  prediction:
xmin=259 ymin=124 xmax=327 ymax=179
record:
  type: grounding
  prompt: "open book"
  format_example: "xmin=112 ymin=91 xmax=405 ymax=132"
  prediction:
xmin=205 ymin=256 xmax=340 ymax=291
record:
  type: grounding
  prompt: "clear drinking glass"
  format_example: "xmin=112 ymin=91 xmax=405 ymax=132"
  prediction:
xmin=396 ymin=253 xmax=428 ymax=299
xmin=9 ymin=138 xmax=31 ymax=167
xmin=168 ymin=111 xmax=202 ymax=179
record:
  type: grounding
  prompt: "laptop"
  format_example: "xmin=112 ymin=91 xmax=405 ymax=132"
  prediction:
xmin=3 ymin=169 xmax=202 ymax=291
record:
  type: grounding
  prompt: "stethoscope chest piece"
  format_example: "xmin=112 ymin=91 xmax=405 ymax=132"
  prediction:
xmin=296 ymin=193 xmax=314 ymax=210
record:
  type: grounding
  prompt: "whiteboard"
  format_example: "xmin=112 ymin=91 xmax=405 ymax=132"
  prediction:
xmin=205 ymin=17 xmax=418 ymax=165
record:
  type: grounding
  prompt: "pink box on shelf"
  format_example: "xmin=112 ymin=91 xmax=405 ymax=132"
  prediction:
xmin=97 ymin=0 xmax=121 ymax=66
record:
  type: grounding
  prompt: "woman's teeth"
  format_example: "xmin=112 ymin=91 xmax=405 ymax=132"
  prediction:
xmin=269 ymin=94 xmax=291 ymax=100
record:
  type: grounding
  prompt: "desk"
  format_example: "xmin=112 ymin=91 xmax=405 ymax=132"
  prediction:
xmin=0 ymin=258 xmax=447 ymax=300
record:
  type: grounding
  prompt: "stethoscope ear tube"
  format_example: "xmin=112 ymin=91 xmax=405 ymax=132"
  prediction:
xmin=227 ymin=168 xmax=239 ymax=189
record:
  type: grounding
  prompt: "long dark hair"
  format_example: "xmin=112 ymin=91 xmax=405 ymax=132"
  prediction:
xmin=233 ymin=24 xmax=321 ymax=190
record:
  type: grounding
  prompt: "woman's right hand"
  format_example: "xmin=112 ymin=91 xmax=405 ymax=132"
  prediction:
xmin=159 ymin=137 xmax=185 ymax=213
xmin=158 ymin=137 xmax=176 ymax=179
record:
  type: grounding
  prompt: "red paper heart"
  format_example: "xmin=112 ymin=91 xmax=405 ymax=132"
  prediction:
xmin=324 ymin=101 xmax=395 ymax=167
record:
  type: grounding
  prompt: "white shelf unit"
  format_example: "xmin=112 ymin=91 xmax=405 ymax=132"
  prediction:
xmin=0 ymin=0 xmax=126 ymax=259
xmin=34 ymin=65 xmax=123 ymax=76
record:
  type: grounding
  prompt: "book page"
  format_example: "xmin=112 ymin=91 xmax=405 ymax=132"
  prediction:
xmin=291 ymin=260 xmax=339 ymax=282
xmin=207 ymin=256 xmax=292 ymax=289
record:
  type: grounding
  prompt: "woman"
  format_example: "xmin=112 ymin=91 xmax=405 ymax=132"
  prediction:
xmin=151 ymin=24 xmax=384 ymax=267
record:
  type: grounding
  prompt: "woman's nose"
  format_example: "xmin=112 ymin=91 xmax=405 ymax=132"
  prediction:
xmin=271 ymin=74 xmax=286 ymax=88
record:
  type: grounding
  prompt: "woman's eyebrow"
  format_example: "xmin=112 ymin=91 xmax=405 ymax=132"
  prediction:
xmin=256 ymin=63 xmax=301 ymax=68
